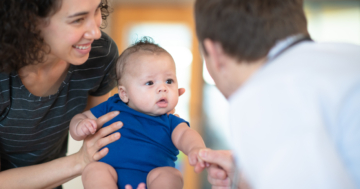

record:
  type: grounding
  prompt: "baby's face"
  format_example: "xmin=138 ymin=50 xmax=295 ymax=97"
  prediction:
xmin=119 ymin=51 xmax=179 ymax=116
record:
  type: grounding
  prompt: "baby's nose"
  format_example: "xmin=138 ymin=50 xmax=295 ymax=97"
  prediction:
xmin=158 ymin=85 xmax=168 ymax=93
xmin=158 ymin=88 xmax=167 ymax=92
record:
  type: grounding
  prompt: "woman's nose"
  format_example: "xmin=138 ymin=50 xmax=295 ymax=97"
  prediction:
xmin=84 ymin=15 xmax=102 ymax=40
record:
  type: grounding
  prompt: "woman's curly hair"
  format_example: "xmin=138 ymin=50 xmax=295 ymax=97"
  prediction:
xmin=0 ymin=0 xmax=111 ymax=73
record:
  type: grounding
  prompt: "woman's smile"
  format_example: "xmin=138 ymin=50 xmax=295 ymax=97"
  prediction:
xmin=72 ymin=42 xmax=92 ymax=55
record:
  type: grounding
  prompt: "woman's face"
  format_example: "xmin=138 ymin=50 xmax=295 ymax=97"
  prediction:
xmin=39 ymin=0 xmax=103 ymax=65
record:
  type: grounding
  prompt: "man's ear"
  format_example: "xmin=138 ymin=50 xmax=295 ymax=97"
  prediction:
xmin=203 ymin=39 xmax=226 ymax=70
xmin=118 ymin=86 xmax=129 ymax=103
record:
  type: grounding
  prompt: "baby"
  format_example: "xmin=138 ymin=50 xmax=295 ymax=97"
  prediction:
xmin=69 ymin=38 xmax=206 ymax=189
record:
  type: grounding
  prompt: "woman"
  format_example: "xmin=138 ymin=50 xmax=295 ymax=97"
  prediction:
xmin=0 ymin=0 xmax=122 ymax=188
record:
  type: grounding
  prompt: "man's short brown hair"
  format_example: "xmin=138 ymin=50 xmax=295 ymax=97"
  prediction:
xmin=195 ymin=0 xmax=309 ymax=62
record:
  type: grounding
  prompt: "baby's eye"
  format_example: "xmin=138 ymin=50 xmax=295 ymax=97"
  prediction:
xmin=145 ymin=81 xmax=154 ymax=85
xmin=166 ymin=79 xmax=174 ymax=84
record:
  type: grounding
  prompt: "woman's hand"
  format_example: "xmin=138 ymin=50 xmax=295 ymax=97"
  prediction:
xmin=76 ymin=111 xmax=123 ymax=172
xmin=0 ymin=111 xmax=122 ymax=189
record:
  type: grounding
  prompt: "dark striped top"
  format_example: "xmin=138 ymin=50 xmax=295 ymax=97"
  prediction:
xmin=0 ymin=31 xmax=118 ymax=171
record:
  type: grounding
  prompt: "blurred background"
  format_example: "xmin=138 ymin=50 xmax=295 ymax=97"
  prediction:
xmin=65 ymin=0 xmax=360 ymax=188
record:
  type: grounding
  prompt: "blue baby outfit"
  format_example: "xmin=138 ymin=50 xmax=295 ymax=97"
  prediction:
xmin=90 ymin=94 xmax=189 ymax=189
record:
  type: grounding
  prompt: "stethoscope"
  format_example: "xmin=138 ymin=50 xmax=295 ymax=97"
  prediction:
xmin=230 ymin=34 xmax=312 ymax=189
xmin=267 ymin=34 xmax=313 ymax=62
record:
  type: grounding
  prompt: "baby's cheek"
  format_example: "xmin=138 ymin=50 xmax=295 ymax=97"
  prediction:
xmin=131 ymin=95 xmax=152 ymax=111
xmin=168 ymin=96 xmax=178 ymax=112
xmin=172 ymin=93 xmax=179 ymax=104
xmin=139 ymin=99 xmax=153 ymax=110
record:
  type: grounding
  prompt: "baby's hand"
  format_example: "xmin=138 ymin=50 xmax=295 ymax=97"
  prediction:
xmin=75 ymin=119 xmax=97 ymax=138
xmin=188 ymin=147 xmax=207 ymax=173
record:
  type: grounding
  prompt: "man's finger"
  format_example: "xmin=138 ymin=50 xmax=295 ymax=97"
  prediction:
xmin=207 ymin=174 xmax=231 ymax=187
xmin=194 ymin=162 xmax=206 ymax=173
xmin=199 ymin=149 xmax=234 ymax=173
xmin=95 ymin=111 xmax=120 ymax=129
xmin=207 ymin=164 xmax=228 ymax=179
xmin=211 ymin=186 xmax=231 ymax=189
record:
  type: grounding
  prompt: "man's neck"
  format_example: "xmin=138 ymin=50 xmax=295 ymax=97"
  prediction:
xmin=225 ymin=57 xmax=267 ymax=99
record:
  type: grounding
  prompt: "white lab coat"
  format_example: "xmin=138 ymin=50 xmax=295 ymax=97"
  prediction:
xmin=229 ymin=40 xmax=360 ymax=189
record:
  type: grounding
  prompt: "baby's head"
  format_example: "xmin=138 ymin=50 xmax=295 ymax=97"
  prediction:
xmin=115 ymin=37 xmax=179 ymax=116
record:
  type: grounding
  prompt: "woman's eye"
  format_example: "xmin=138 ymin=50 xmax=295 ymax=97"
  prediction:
xmin=166 ymin=79 xmax=174 ymax=84
xmin=145 ymin=81 xmax=154 ymax=85
xmin=72 ymin=18 xmax=84 ymax=24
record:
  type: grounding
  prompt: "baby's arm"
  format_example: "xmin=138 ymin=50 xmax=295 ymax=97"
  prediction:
xmin=171 ymin=123 xmax=206 ymax=169
xmin=69 ymin=110 xmax=97 ymax=141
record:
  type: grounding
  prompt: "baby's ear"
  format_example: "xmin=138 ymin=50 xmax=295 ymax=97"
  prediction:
xmin=118 ymin=86 xmax=129 ymax=103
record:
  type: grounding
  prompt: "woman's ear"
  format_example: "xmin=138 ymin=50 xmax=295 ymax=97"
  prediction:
xmin=118 ymin=86 xmax=129 ymax=103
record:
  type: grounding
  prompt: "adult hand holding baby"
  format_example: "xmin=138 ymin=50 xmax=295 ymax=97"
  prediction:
xmin=197 ymin=149 xmax=247 ymax=189
xmin=188 ymin=147 xmax=208 ymax=174
xmin=74 ymin=111 xmax=123 ymax=171
xmin=196 ymin=149 xmax=252 ymax=189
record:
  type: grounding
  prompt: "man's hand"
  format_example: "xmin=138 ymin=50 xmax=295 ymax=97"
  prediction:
xmin=188 ymin=147 xmax=207 ymax=172
xmin=198 ymin=149 xmax=236 ymax=189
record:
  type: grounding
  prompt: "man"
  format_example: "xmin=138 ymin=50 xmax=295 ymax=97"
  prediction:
xmin=194 ymin=0 xmax=360 ymax=188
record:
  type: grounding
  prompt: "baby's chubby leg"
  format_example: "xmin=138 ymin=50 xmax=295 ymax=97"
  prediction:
xmin=82 ymin=162 xmax=118 ymax=189
xmin=147 ymin=167 xmax=183 ymax=189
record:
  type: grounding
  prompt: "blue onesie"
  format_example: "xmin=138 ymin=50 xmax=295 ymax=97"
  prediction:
xmin=90 ymin=94 xmax=189 ymax=189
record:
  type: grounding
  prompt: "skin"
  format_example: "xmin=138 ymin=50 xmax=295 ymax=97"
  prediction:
xmin=118 ymin=51 xmax=179 ymax=116
xmin=71 ymin=51 xmax=205 ymax=188
xmin=70 ymin=51 xmax=187 ymax=140
xmin=0 ymin=0 xmax=122 ymax=188
xmin=19 ymin=0 xmax=103 ymax=97
xmin=0 ymin=112 xmax=122 ymax=189
xmin=198 ymin=149 xmax=251 ymax=189
xmin=202 ymin=39 xmax=266 ymax=99
xmin=196 ymin=39 xmax=267 ymax=189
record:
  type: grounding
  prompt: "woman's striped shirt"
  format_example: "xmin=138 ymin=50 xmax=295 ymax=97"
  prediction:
xmin=0 ymin=31 xmax=118 ymax=171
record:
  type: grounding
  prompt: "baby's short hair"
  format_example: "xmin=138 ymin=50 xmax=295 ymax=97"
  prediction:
xmin=115 ymin=37 xmax=168 ymax=85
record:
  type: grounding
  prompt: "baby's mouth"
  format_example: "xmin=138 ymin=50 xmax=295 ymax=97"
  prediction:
xmin=156 ymin=98 xmax=168 ymax=108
